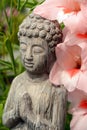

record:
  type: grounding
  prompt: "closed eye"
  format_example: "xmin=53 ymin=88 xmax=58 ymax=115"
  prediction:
xmin=20 ymin=43 xmax=27 ymax=51
xmin=32 ymin=46 xmax=44 ymax=53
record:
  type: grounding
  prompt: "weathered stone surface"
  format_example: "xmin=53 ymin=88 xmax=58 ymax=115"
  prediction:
xmin=2 ymin=13 xmax=67 ymax=130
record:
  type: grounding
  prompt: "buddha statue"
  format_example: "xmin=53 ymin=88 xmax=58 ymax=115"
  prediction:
xmin=2 ymin=13 xmax=67 ymax=130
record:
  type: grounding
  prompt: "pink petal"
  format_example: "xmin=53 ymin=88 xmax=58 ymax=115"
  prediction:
xmin=68 ymin=89 xmax=87 ymax=107
xmin=57 ymin=9 xmax=74 ymax=24
xmin=49 ymin=62 xmax=80 ymax=91
xmin=62 ymin=2 xmax=87 ymax=34
xmin=34 ymin=0 xmax=61 ymax=20
xmin=50 ymin=40 xmax=82 ymax=91
xmin=80 ymin=43 xmax=87 ymax=71
xmin=55 ymin=43 xmax=81 ymax=70
xmin=34 ymin=0 xmax=80 ymax=20
xmin=79 ymin=100 xmax=87 ymax=109
xmin=49 ymin=61 xmax=63 ymax=85
xmin=76 ymin=0 xmax=87 ymax=4
xmin=70 ymin=114 xmax=87 ymax=130
xmin=77 ymin=71 xmax=87 ymax=92
xmin=68 ymin=90 xmax=87 ymax=130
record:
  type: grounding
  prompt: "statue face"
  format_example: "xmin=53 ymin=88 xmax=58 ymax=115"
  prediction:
xmin=20 ymin=37 xmax=48 ymax=74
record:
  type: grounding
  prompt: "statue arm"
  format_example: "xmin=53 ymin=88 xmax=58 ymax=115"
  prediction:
xmin=51 ymin=85 xmax=67 ymax=130
xmin=2 ymin=78 xmax=21 ymax=128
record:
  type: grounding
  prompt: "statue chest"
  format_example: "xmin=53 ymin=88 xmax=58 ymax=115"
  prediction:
xmin=16 ymin=79 xmax=53 ymax=119
xmin=26 ymin=81 xmax=52 ymax=116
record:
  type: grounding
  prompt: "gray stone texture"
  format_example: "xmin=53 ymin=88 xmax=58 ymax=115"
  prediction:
xmin=2 ymin=13 xmax=67 ymax=130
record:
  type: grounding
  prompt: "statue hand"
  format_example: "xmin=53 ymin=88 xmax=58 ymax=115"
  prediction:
xmin=35 ymin=122 xmax=49 ymax=130
xmin=19 ymin=93 xmax=32 ymax=120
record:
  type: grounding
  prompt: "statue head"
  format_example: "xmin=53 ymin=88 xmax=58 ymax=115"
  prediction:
xmin=18 ymin=13 xmax=63 ymax=75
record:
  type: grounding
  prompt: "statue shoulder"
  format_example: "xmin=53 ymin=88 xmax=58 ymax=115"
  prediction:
xmin=11 ymin=71 xmax=26 ymax=88
xmin=51 ymin=84 xmax=67 ymax=97
xmin=56 ymin=85 xmax=67 ymax=94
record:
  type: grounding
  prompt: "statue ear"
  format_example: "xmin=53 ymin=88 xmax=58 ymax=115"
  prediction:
xmin=47 ymin=51 xmax=56 ymax=74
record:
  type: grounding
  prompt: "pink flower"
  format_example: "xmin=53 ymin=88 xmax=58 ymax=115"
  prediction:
xmin=68 ymin=89 xmax=87 ymax=130
xmin=34 ymin=0 xmax=80 ymax=20
xmin=34 ymin=1 xmax=87 ymax=130
xmin=6 ymin=7 xmax=18 ymax=17
xmin=58 ymin=0 xmax=87 ymax=34
xmin=34 ymin=0 xmax=61 ymax=20
xmin=49 ymin=34 xmax=87 ymax=93
xmin=49 ymin=32 xmax=87 ymax=130
xmin=34 ymin=0 xmax=87 ymax=34
xmin=70 ymin=112 xmax=87 ymax=130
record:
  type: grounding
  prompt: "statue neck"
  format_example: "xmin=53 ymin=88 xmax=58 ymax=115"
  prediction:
xmin=25 ymin=71 xmax=48 ymax=83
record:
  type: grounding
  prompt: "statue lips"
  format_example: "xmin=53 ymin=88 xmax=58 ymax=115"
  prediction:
xmin=25 ymin=62 xmax=34 ymax=68
xmin=24 ymin=58 xmax=34 ymax=68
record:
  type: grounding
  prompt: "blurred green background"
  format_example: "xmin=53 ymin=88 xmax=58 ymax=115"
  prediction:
xmin=0 ymin=0 xmax=71 ymax=129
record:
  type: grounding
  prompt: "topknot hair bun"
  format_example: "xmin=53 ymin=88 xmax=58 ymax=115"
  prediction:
xmin=18 ymin=13 xmax=63 ymax=52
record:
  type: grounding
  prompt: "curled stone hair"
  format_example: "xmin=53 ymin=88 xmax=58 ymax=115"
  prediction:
xmin=18 ymin=13 xmax=63 ymax=52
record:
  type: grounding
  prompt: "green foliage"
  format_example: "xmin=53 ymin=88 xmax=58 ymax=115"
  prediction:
xmin=5 ymin=38 xmax=16 ymax=74
xmin=0 ymin=0 xmax=43 ymax=129
xmin=60 ymin=22 xmax=65 ymax=29
xmin=17 ymin=0 xmax=44 ymax=11
xmin=0 ymin=0 xmax=71 ymax=129
xmin=0 ymin=87 xmax=9 ymax=130
xmin=65 ymin=113 xmax=72 ymax=130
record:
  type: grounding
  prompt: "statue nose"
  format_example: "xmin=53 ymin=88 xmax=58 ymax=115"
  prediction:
xmin=25 ymin=46 xmax=33 ymax=60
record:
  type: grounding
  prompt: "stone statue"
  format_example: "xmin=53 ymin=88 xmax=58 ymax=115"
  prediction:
xmin=2 ymin=13 xmax=67 ymax=130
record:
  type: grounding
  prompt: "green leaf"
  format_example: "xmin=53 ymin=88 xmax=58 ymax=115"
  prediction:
xmin=32 ymin=0 xmax=38 ymax=4
xmin=0 ymin=127 xmax=9 ymax=130
xmin=19 ymin=0 xmax=39 ymax=11
xmin=0 ymin=67 xmax=12 ymax=71
xmin=15 ymin=57 xmax=24 ymax=74
xmin=0 ymin=42 xmax=3 ymax=46
xmin=9 ymin=0 xmax=13 ymax=34
xmin=60 ymin=22 xmax=65 ymax=29
xmin=21 ymin=0 xmax=34 ymax=5
xmin=0 ymin=74 xmax=5 ymax=91
xmin=65 ymin=113 xmax=72 ymax=130
xmin=17 ymin=0 xmax=21 ymax=11
xmin=0 ymin=104 xmax=4 ymax=125
xmin=20 ymin=0 xmax=28 ymax=11
xmin=0 ymin=104 xmax=3 ymax=118
xmin=22 ymin=3 xmax=36 ymax=8
xmin=0 ymin=59 xmax=12 ymax=67
xmin=0 ymin=32 xmax=4 ymax=36
xmin=5 ymin=38 xmax=16 ymax=75
xmin=2 ymin=86 xmax=10 ymax=98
